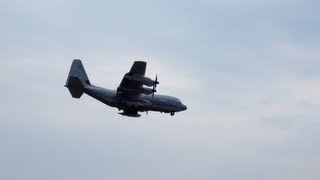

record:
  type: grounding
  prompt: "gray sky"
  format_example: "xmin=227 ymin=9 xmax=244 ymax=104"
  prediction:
xmin=1 ymin=0 xmax=320 ymax=179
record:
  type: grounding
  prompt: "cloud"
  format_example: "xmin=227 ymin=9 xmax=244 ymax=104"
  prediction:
xmin=1 ymin=0 xmax=320 ymax=179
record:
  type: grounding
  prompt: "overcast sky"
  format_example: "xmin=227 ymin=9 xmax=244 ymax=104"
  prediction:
xmin=1 ymin=0 xmax=320 ymax=179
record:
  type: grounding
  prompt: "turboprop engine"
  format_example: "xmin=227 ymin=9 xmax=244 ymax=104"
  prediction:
xmin=117 ymin=86 xmax=156 ymax=95
xmin=125 ymin=74 xmax=159 ymax=87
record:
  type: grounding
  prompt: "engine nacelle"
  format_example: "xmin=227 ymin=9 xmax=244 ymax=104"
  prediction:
xmin=125 ymin=75 xmax=157 ymax=87
xmin=140 ymin=87 xmax=156 ymax=95
xmin=117 ymin=86 xmax=156 ymax=95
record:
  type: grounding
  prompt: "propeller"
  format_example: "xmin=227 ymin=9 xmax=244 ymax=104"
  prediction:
xmin=152 ymin=74 xmax=159 ymax=97
xmin=154 ymin=74 xmax=159 ymax=88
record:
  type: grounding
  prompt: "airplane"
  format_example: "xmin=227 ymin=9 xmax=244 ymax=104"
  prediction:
xmin=65 ymin=59 xmax=187 ymax=117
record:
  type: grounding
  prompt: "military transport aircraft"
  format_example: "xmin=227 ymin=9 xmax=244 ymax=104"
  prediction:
xmin=65 ymin=59 xmax=187 ymax=117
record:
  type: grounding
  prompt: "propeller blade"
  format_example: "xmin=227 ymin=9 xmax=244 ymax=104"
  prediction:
xmin=154 ymin=74 xmax=159 ymax=88
xmin=152 ymin=74 xmax=159 ymax=98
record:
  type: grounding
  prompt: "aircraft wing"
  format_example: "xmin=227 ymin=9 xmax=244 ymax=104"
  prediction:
xmin=117 ymin=61 xmax=147 ymax=97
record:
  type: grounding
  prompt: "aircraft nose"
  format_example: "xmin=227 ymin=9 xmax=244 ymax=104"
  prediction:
xmin=181 ymin=104 xmax=187 ymax=111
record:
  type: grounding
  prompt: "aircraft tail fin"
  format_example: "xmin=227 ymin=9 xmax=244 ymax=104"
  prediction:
xmin=65 ymin=59 xmax=91 ymax=98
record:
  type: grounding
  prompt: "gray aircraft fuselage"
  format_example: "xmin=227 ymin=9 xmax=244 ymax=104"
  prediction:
xmin=65 ymin=60 xmax=187 ymax=117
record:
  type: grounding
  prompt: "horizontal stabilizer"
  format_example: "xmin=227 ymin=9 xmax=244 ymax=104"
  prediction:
xmin=65 ymin=77 xmax=84 ymax=98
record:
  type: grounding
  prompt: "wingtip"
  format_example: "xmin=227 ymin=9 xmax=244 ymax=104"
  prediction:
xmin=134 ymin=61 xmax=147 ymax=65
xmin=73 ymin=59 xmax=82 ymax=63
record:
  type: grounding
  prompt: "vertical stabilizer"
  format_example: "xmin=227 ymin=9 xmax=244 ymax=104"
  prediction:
xmin=65 ymin=59 xmax=91 ymax=98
